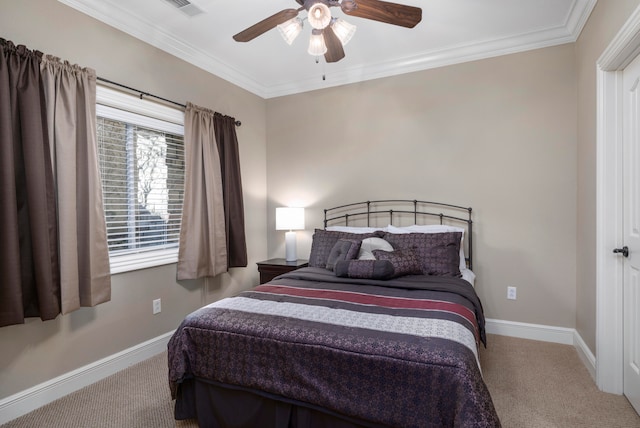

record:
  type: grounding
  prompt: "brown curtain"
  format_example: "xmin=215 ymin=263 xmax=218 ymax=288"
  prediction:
xmin=0 ymin=39 xmax=60 ymax=327
xmin=213 ymin=113 xmax=247 ymax=268
xmin=177 ymin=102 xmax=227 ymax=280
xmin=40 ymin=55 xmax=111 ymax=313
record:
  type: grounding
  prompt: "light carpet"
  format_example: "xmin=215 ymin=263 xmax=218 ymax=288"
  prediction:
xmin=2 ymin=334 xmax=639 ymax=427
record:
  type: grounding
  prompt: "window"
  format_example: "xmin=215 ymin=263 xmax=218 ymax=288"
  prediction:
xmin=96 ymin=86 xmax=185 ymax=273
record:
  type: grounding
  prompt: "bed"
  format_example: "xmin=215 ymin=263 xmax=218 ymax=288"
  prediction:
xmin=168 ymin=200 xmax=500 ymax=427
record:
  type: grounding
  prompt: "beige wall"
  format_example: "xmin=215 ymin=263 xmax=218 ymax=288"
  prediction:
xmin=575 ymin=0 xmax=640 ymax=353
xmin=5 ymin=0 xmax=640 ymax=405
xmin=0 ymin=0 xmax=267 ymax=399
xmin=267 ymin=44 xmax=578 ymax=327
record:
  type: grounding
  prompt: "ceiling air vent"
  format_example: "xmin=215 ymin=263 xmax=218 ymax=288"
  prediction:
xmin=163 ymin=0 xmax=205 ymax=17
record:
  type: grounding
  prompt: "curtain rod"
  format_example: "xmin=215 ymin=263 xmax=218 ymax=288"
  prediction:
xmin=96 ymin=76 xmax=241 ymax=127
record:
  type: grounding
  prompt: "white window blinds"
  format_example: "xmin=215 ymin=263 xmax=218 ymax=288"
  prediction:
xmin=96 ymin=87 xmax=185 ymax=273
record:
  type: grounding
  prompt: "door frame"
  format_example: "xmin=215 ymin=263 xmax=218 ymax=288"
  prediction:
xmin=596 ymin=4 xmax=640 ymax=394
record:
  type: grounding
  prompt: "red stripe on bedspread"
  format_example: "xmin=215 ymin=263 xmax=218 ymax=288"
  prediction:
xmin=254 ymin=284 xmax=478 ymax=337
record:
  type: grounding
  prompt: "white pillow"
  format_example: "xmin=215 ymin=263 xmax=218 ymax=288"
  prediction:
xmin=386 ymin=224 xmax=464 ymax=234
xmin=358 ymin=237 xmax=394 ymax=260
xmin=386 ymin=224 xmax=467 ymax=272
xmin=326 ymin=226 xmax=387 ymax=234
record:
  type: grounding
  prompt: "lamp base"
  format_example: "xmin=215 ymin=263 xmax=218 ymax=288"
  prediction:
xmin=285 ymin=231 xmax=297 ymax=262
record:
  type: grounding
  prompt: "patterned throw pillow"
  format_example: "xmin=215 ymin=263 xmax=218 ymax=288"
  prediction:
xmin=326 ymin=239 xmax=361 ymax=270
xmin=372 ymin=249 xmax=422 ymax=277
xmin=334 ymin=259 xmax=395 ymax=280
xmin=308 ymin=229 xmax=384 ymax=268
xmin=383 ymin=231 xmax=462 ymax=277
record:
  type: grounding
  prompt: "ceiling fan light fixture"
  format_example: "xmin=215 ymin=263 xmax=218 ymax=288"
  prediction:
xmin=277 ymin=17 xmax=304 ymax=45
xmin=331 ymin=18 xmax=356 ymax=46
xmin=308 ymin=2 xmax=332 ymax=29
xmin=307 ymin=29 xmax=328 ymax=56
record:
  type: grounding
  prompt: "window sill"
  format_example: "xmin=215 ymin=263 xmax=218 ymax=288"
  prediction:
xmin=109 ymin=249 xmax=178 ymax=274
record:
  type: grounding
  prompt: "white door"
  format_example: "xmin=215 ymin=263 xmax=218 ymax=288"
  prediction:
xmin=622 ymin=52 xmax=640 ymax=415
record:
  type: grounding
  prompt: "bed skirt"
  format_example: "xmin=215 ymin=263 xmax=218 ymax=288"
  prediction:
xmin=175 ymin=378 xmax=385 ymax=428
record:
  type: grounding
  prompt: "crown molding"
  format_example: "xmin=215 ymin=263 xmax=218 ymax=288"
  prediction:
xmin=265 ymin=25 xmax=578 ymax=98
xmin=265 ymin=0 xmax=597 ymax=97
xmin=58 ymin=0 xmax=597 ymax=99
xmin=567 ymin=0 xmax=598 ymax=40
xmin=58 ymin=0 xmax=270 ymax=98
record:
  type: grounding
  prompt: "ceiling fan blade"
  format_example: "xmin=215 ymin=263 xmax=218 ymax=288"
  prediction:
xmin=323 ymin=27 xmax=345 ymax=63
xmin=343 ymin=0 xmax=422 ymax=28
xmin=233 ymin=9 xmax=300 ymax=42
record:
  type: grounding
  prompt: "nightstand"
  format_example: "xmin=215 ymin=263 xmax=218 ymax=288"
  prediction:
xmin=257 ymin=258 xmax=309 ymax=284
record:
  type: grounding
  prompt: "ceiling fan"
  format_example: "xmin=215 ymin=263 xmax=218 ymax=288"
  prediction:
xmin=232 ymin=0 xmax=422 ymax=63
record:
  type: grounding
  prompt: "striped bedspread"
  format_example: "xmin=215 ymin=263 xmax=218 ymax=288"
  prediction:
xmin=168 ymin=267 xmax=500 ymax=427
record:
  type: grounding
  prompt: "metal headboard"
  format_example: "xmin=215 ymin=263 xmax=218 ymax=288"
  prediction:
xmin=324 ymin=199 xmax=473 ymax=270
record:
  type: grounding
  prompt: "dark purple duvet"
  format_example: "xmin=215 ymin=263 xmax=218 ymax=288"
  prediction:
xmin=168 ymin=267 xmax=500 ymax=427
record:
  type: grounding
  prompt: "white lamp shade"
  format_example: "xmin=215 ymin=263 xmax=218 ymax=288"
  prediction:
xmin=308 ymin=3 xmax=332 ymax=29
xmin=276 ymin=207 xmax=305 ymax=230
xmin=331 ymin=18 xmax=356 ymax=46
xmin=307 ymin=30 xmax=327 ymax=56
xmin=277 ymin=17 xmax=303 ymax=45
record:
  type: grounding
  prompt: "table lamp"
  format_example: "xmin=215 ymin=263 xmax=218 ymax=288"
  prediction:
xmin=276 ymin=207 xmax=305 ymax=261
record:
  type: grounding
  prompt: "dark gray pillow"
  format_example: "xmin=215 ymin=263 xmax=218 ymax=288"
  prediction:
xmin=326 ymin=239 xmax=361 ymax=270
xmin=382 ymin=231 xmax=462 ymax=277
xmin=308 ymin=229 xmax=384 ymax=268
xmin=334 ymin=259 xmax=394 ymax=280
xmin=372 ymin=249 xmax=422 ymax=278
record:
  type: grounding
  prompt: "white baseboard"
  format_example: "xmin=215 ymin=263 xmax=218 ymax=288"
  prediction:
xmin=485 ymin=318 xmax=597 ymax=381
xmin=0 ymin=320 xmax=600 ymax=425
xmin=573 ymin=329 xmax=597 ymax=381
xmin=0 ymin=330 xmax=175 ymax=425
xmin=485 ymin=318 xmax=576 ymax=344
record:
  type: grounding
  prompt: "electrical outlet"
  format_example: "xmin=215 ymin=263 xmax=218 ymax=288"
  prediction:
xmin=507 ymin=287 xmax=517 ymax=300
xmin=153 ymin=298 xmax=161 ymax=314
